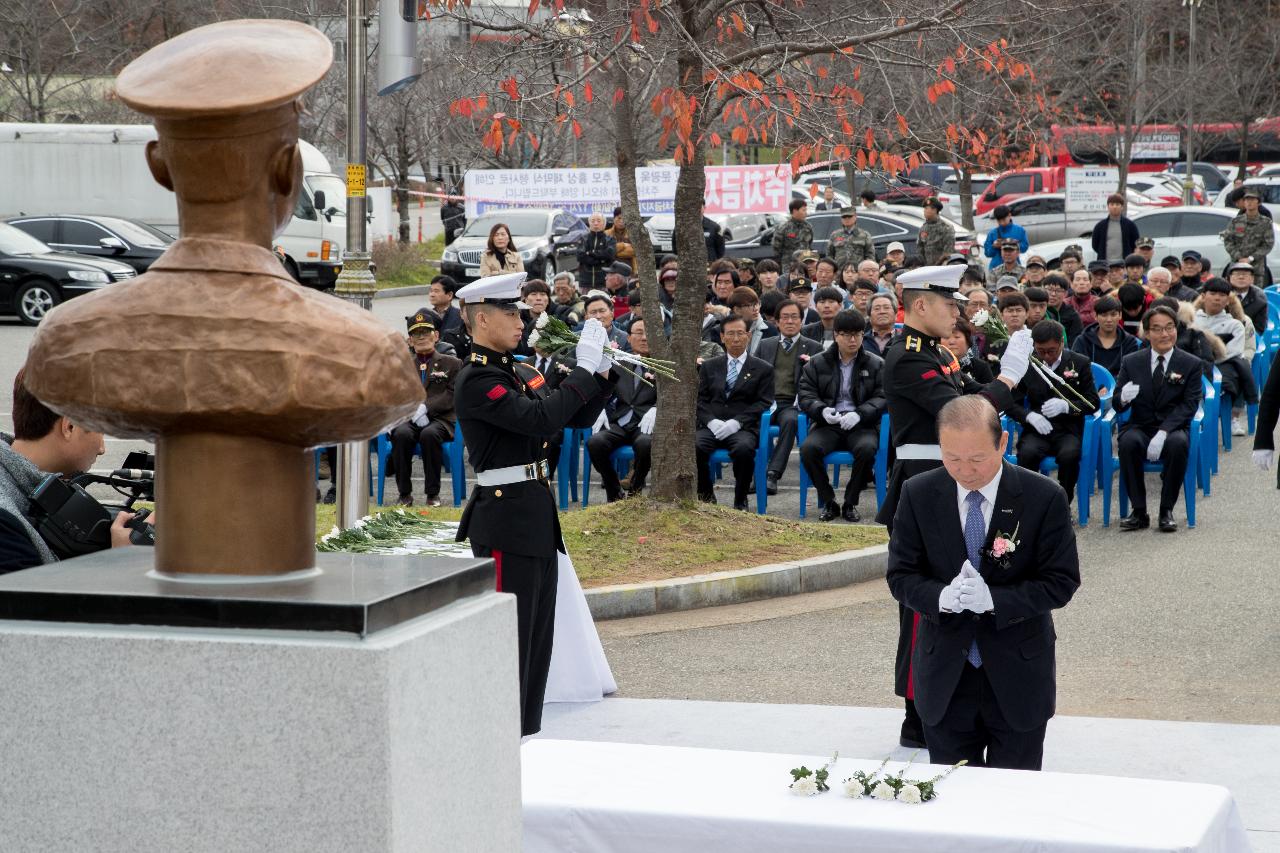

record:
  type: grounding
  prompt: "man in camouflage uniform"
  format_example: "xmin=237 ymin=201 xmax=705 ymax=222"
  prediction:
xmin=916 ymin=197 xmax=955 ymax=265
xmin=985 ymin=238 xmax=1027 ymax=287
xmin=1222 ymin=188 xmax=1274 ymax=280
xmin=829 ymin=206 xmax=876 ymax=269
xmin=771 ymin=198 xmax=813 ymax=265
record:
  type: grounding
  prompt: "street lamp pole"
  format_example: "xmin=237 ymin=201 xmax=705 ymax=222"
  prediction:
xmin=1182 ymin=0 xmax=1203 ymax=206
xmin=333 ymin=0 xmax=375 ymax=528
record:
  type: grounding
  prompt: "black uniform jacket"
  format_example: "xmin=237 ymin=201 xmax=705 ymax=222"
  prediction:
xmin=886 ymin=462 xmax=1081 ymax=732
xmin=455 ymin=344 xmax=613 ymax=556
xmin=1005 ymin=350 xmax=1100 ymax=438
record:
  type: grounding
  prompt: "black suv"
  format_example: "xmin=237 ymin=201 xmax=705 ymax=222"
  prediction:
xmin=5 ymin=215 xmax=173 ymax=274
xmin=0 ymin=222 xmax=136 ymax=325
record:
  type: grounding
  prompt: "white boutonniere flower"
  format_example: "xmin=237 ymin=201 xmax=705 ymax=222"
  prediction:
xmin=556 ymin=363 xmax=572 ymax=374
xmin=1063 ymin=368 xmax=1078 ymax=380
xmin=991 ymin=536 xmax=1016 ymax=558
xmin=800 ymin=353 xmax=811 ymax=362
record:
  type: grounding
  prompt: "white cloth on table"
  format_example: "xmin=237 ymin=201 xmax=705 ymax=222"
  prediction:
xmin=522 ymin=739 xmax=1250 ymax=853
xmin=543 ymin=550 xmax=617 ymax=703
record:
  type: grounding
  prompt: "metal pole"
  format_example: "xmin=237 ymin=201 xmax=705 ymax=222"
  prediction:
xmin=1182 ymin=0 xmax=1200 ymax=206
xmin=334 ymin=0 xmax=374 ymax=528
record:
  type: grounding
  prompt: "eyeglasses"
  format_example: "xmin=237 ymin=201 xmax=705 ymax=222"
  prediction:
xmin=834 ymin=330 xmax=864 ymax=338
xmin=409 ymin=331 xmax=434 ymax=339
xmin=721 ymin=330 xmax=750 ymax=338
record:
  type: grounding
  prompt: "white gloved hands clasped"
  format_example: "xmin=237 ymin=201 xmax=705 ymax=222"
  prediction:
xmin=1146 ymin=429 xmax=1167 ymax=462
xmin=1120 ymin=382 xmax=1140 ymax=405
xmin=718 ymin=418 xmax=742 ymax=439
xmin=1253 ymin=449 xmax=1274 ymax=471
xmin=639 ymin=408 xmax=657 ymax=435
xmin=939 ymin=571 xmax=964 ymax=614
xmin=1040 ymin=397 xmax=1070 ymax=419
xmin=957 ymin=561 xmax=994 ymax=613
xmin=574 ymin=318 xmax=608 ymax=374
xmin=838 ymin=411 xmax=861 ymax=431
xmin=822 ymin=407 xmax=842 ymax=425
xmin=1025 ymin=412 xmax=1053 ymax=435
xmin=411 ymin=403 xmax=429 ymax=428
xmin=997 ymin=329 xmax=1034 ymax=385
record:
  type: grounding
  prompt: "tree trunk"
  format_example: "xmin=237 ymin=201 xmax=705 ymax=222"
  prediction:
xmin=397 ymin=144 xmax=411 ymax=245
xmin=611 ymin=60 xmax=661 ymax=360
xmin=958 ymin=167 xmax=974 ymax=231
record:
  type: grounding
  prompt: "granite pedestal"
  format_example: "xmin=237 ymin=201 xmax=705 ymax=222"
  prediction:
xmin=0 ymin=550 xmax=520 ymax=853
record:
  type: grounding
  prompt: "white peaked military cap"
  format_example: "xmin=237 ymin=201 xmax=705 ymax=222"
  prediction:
xmin=456 ymin=271 xmax=529 ymax=309
xmin=896 ymin=264 xmax=967 ymax=302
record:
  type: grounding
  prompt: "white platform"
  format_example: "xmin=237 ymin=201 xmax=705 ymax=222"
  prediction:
xmin=0 ymin=592 xmax=521 ymax=853
xmin=540 ymin=698 xmax=1280 ymax=852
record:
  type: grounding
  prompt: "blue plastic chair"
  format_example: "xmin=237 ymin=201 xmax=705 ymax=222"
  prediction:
xmin=557 ymin=428 xmax=587 ymax=510
xmin=373 ymin=423 xmax=467 ymax=507
xmin=1197 ymin=376 xmax=1215 ymax=495
xmin=796 ymin=413 xmax=890 ymax=519
xmin=1099 ymin=401 xmax=1202 ymax=529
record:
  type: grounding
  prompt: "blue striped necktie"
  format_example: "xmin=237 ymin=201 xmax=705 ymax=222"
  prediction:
xmin=726 ymin=358 xmax=739 ymax=397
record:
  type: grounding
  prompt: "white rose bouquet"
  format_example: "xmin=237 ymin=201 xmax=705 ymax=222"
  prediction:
xmin=527 ymin=312 xmax=679 ymax=386
xmin=842 ymin=751 xmax=966 ymax=804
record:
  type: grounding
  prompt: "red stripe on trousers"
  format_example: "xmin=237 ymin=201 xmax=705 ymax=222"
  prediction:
xmin=492 ymin=549 xmax=503 ymax=592
xmin=906 ymin=611 xmax=920 ymax=700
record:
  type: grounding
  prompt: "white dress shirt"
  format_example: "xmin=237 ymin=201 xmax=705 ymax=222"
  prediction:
xmin=955 ymin=464 xmax=1003 ymax=539
xmin=1150 ymin=346 xmax=1173 ymax=374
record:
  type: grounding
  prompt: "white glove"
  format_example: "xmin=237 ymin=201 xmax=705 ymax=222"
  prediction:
xmin=574 ymin=318 xmax=607 ymax=374
xmin=706 ymin=418 xmax=726 ymax=439
xmin=1253 ymin=449 xmax=1273 ymax=471
xmin=822 ymin=407 xmax=841 ymax=425
xmin=1026 ymin=412 xmax=1053 ymax=435
xmin=1120 ymin=382 xmax=1140 ymax=404
xmin=939 ymin=572 xmax=964 ymax=613
xmin=639 ymin=408 xmax=657 ymax=435
xmin=957 ymin=561 xmax=994 ymax=613
xmin=720 ymin=418 xmax=742 ymax=438
xmin=997 ymin=329 xmax=1033 ymax=385
xmin=1146 ymin=429 xmax=1167 ymax=462
xmin=592 ymin=410 xmax=609 ymax=435
xmin=1040 ymin=397 xmax=1070 ymax=418
xmin=411 ymin=403 xmax=428 ymax=428
xmin=838 ymin=411 xmax=861 ymax=430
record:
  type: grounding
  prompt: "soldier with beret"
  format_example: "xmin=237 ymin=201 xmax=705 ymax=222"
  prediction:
xmin=986 ymin=239 xmax=1026 ymax=287
xmin=454 ymin=271 xmax=616 ymax=737
xmin=389 ymin=310 xmax=463 ymax=506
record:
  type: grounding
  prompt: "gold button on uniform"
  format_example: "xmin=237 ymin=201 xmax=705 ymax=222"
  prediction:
xmin=494 ymin=489 xmax=503 ymax=497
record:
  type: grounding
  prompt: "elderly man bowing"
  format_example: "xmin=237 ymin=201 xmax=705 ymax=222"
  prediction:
xmin=887 ymin=396 xmax=1080 ymax=770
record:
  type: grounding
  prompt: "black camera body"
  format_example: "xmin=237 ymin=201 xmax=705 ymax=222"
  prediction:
xmin=25 ymin=452 xmax=157 ymax=560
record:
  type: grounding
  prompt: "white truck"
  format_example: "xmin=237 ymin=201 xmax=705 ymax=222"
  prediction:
xmin=0 ymin=122 xmax=346 ymax=289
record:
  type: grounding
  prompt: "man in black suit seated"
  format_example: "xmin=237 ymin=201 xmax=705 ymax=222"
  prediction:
xmin=1006 ymin=319 xmax=1100 ymax=505
xmin=755 ymin=299 xmax=824 ymax=495
xmin=1113 ymin=305 xmax=1204 ymax=533
xmin=587 ymin=319 xmax=657 ymax=501
xmin=887 ymin=395 xmax=1080 ymax=770
xmin=695 ymin=314 xmax=775 ymax=510
xmin=798 ymin=309 xmax=886 ymax=522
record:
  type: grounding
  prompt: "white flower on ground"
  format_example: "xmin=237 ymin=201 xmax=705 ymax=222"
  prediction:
xmin=871 ymin=782 xmax=897 ymax=801
xmin=970 ymin=309 xmax=990 ymax=327
xmin=842 ymin=779 xmax=864 ymax=798
xmin=790 ymin=776 xmax=819 ymax=796
xmin=535 ymin=312 xmax=550 ymax=329
xmin=321 ymin=526 xmax=340 ymax=542
xmin=528 ymin=330 xmax=541 ymax=348
xmin=898 ymin=784 xmax=923 ymax=804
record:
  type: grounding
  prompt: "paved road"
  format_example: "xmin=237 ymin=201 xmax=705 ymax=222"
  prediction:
xmin=4 ymin=294 xmax=1278 ymax=725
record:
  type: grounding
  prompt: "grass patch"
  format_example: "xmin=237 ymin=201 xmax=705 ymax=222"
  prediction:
xmin=371 ymin=234 xmax=444 ymax=289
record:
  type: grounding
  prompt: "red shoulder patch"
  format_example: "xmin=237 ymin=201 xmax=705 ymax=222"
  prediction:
xmin=527 ymin=373 xmax=546 ymax=389
xmin=921 ymin=369 xmax=939 ymax=380
xmin=486 ymin=384 xmax=508 ymax=401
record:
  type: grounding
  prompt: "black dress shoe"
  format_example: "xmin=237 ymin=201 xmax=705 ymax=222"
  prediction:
xmin=1118 ymin=511 xmax=1149 ymax=531
xmin=766 ymin=472 xmax=779 ymax=496
xmin=1158 ymin=510 xmax=1178 ymax=532
xmin=747 ymin=477 xmax=756 ymax=495
xmin=842 ymin=502 xmax=861 ymax=523
xmin=698 ymin=491 xmax=717 ymax=504
xmin=818 ymin=502 xmax=840 ymax=522
xmin=733 ymin=500 xmax=749 ymax=511
xmin=323 ymin=486 xmax=337 ymax=505
xmin=396 ymin=494 xmax=413 ymax=506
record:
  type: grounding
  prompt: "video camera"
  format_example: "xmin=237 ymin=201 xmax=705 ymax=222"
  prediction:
xmin=26 ymin=451 xmax=157 ymax=560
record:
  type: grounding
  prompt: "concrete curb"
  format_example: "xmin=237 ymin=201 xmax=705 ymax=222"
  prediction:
xmin=374 ymin=285 xmax=430 ymax=299
xmin=585 ymin=543 xmax=889 ymax=621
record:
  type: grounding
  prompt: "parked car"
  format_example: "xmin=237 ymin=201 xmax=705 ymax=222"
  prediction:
xmin=973 ymin=191 xmax=1158 ymax=245
xmin=643 ymin=212 xmax=781 ymax=254
xmin=904 ymin=164 xmax=956 ymax=188
xmin=440 ymin=208 xmax=586 ymax=283
xmin=5 ymin=214 xmax=173 ymax=274
xmin=973 ymin=167 xmax=1071 ymax=215
xmin=793 ymin=169 xmax=934 ymax=205
xmin=1167 ymin=161 xmax=1230 ymax=195
xmin=724 ymin=209 xmax=965 ymax=264
xmin=1024 ymin=206 xmax=1280 ymax=282
xmin=1213 ymin=177 xmax=1280 ymax=208
xmin=934 ymin=172 xmax=997 ymax=221
xmin=0 ymin=222 xmax=136 ymax=325
xmin=1254 ymin=164 xmax=1280 ymax=178
xmin=790 ymin=186 xmax=853 ymax=213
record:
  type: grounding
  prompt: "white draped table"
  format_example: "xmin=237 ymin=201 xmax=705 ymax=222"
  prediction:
xmin=522 ymin=740 xmax=1251 ymax=853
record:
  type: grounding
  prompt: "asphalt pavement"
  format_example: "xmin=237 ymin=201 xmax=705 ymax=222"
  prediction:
xmin=3 ymin=293 xmax=1278 ymax=726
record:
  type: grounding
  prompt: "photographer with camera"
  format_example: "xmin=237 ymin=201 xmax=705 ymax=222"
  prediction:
xmin=0 ymin=369 xmax=143 ymax=573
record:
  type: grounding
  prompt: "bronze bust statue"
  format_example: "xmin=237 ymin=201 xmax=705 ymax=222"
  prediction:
xmin=24 ymin=20 xmax=421 ymax=575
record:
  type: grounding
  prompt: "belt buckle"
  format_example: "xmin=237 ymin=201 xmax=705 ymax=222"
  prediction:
xmin=523 ymin=463 xmax=536 ymax=480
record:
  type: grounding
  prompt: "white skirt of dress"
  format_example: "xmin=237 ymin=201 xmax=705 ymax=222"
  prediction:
xmin=543 ymin=550 xmax=618 ymax=703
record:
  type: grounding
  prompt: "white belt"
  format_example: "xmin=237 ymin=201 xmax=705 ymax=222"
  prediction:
xmin=897 ymin=443 xmax=942 ymax=461
xmin=476 ymin=461 xmax=550 ymax=487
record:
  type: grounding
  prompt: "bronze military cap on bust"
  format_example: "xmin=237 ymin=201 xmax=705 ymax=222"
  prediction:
xmin=24 ymin=20 xmax=421 ymax=576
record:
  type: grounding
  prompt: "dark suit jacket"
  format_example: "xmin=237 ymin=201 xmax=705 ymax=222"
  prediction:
xmin=886 ymin=462 xmax=1081 ymax=732
xmin=756 ymin=334 xmax=824 ymax=404
xmin=797 ymin=345 xmax=886 ymax=425
xmin=696 ymin=353 xmax=775 ymax=434
xmin=1113 ymin=347 xmax=1204 ymax=434
xmin=1005 ymin=350 xmax=1100 ymax=437
xmin=608 ymin=365 xmax=658 ymax=427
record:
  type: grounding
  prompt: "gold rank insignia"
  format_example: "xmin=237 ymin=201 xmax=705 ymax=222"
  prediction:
xmin=469 ymin=352 xmax=488 ymax=365
xmin=905 ymin=335 xmax=922 ymax=352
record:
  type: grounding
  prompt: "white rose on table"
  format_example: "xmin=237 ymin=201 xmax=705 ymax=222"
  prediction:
xmin=790 ymin=776 xmax=819 ymax=796
xmin=842 ymin=779 xmax=864 ymax=799
xmin=898 ymin=784 xmax=923 ymax=804
xmin=872 ymin=782 xmax=897 ymax=801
